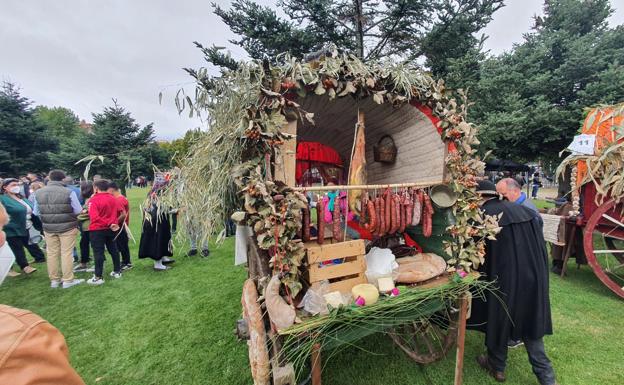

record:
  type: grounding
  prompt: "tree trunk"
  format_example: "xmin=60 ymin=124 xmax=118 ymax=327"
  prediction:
xmin=354 ymin=0 xmax=364 ymax=58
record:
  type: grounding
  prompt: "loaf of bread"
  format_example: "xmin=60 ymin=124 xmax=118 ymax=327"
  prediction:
xmin=395 ymin=253 xmax=447 ymax=283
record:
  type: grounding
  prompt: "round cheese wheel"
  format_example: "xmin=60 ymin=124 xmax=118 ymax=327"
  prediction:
xmin=351 ymin=283 xmax=380 ymax=305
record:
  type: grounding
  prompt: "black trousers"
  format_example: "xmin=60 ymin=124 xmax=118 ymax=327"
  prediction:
xmin=90 ymin=229 xmax=121 ymax=278
xmin=80 ymin=230 xmax=90 ymax=264
xmin=488 ymin=338 xmax=556 ymax=385
xmin=6 ymin=236 xmax=31 ymax=269
xmin=115 ymin=228 xmax=131 ymax=265
xmin=25 ymin=240 xmax=45 ymax=262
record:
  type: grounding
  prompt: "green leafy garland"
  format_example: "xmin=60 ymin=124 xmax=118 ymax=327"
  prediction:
xmin=167 ymin=50 xmax=500 ymax=296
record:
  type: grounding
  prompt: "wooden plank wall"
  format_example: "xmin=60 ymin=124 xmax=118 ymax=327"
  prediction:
xmin=297 ymin=96 xmax=446 ymax=185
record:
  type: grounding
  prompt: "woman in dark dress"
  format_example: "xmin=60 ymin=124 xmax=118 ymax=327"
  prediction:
xmin=138 ymin=183 xmax=175 ymax=270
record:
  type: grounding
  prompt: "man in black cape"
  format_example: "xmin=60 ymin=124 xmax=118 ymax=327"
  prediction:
xmin=470 ymin=180 xmax=557 ymax=385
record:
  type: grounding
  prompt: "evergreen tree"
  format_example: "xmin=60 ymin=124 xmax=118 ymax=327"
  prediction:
xmin=207 ymin=0 xmax=503 ymax=78
xmin=470 ymin=0 xmax=624 ymax=162
xmin=0 ymin=82 xmax=58 ymax=176
xmin=84 ymin=101 xmax=169 ymax=187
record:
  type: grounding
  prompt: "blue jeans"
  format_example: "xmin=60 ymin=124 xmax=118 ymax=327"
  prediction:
xmin=532 ymin=185 xmax=539 ymax=199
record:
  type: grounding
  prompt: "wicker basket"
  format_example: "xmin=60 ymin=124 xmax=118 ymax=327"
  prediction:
xmin=373 ymin=135 xmax=397 ymax=163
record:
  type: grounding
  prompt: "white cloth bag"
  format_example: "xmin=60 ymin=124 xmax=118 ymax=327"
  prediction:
xmin=0 ymin=243 xmax=16 ymax=285
xmin=235 ymin=225 xmax=252 ymax=266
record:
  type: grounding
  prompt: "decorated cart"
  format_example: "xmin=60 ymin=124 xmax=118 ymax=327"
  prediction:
xmin=555 ymin=103 xmax=624 ymax=299
xmin=168 ymin=49 xmax=499 ymax=384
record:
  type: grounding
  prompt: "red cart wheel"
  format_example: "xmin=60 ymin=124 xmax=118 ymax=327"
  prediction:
xmin=583 ymin=199 xmax=624 ymax=299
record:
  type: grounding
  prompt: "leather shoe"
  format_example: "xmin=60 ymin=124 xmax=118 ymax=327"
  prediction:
xmin=477 ymin=355 xmax=506 ymax=382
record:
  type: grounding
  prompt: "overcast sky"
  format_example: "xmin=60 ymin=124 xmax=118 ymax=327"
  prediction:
xmin=1 ymin=0 xmax=623 ymax=140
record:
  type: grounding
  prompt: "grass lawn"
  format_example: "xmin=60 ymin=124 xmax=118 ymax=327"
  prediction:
xmin=1 ymin=189 xmax=623 ymax=385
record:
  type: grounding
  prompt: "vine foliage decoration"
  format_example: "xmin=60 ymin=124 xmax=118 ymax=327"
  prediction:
xmin=165 ymin=48 xmax=499 ymax=295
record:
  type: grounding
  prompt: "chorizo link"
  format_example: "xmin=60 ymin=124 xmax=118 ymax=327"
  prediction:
xmin=384 ymin=190 xmax=392 ymax=234
xmin=371 ymin=197 xmax=380 ymax=235
xmin=399 ymin=194 xmax=407 ymax=233
xmin=390 ymin=194 xmax=399 ymax=233
xmin=395 ymin=194 xmax=401 ymax=233
xmin=364 ymin=199 xmax=377 ymax=233
xmin=405 ymin=192 xmax=414 ymax=230
xmin=377 ymin=196 xmax=386 ymax=237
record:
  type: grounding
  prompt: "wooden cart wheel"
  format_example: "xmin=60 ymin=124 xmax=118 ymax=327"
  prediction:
xmin=242 ymin=279 xmax=271 ymax=385
xmin=583 ymin=199 xmax=624 ymax=299
xmin=387 ymin=307 xmax=458 ymax=364
xmin=604 ymin=237 xmax=624 ymax=264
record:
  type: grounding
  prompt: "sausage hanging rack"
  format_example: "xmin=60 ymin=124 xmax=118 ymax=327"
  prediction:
xmin=293 ymin=181 xmax=440 ymax=192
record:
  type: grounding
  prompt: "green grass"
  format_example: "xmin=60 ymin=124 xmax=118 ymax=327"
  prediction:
xmin=532 ymin=198 xmax=555 ymax=210
xmin=1 ymin=188 xmax=623 ymax=385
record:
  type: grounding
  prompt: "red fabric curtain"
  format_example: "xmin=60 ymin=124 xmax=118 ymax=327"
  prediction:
xmin=296 ymin=142 xmax=343 ymax=183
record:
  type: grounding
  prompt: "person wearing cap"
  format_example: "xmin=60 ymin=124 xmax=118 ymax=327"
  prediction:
xmin=470 ymin=180 xmax=557 ymax=385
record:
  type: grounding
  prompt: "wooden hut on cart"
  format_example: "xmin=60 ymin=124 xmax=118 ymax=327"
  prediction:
xmin=170 ymin=50 xmax=499 ymax=385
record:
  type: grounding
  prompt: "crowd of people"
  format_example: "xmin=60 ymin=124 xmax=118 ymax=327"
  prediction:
xmin=0 ymin=169 xmax=214 ymax=384
xmin=0 ymin=171 xmax=134 ymax=287
xmin=0 ymin=169 xmax=207 ymax=288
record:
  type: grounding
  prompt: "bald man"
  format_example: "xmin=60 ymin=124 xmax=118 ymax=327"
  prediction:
xmin=497 ymin=178 xmax=543 ymax=227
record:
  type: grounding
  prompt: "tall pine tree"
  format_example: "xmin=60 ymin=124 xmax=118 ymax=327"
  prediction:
xmin=0 ymin=82 xmax=58 ymax=176
xmin=83 ymin=101 xmax=169 ymax=186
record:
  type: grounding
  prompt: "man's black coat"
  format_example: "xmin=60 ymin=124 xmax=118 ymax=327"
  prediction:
xmin=470 ymin=198 xmax=552 ymax=349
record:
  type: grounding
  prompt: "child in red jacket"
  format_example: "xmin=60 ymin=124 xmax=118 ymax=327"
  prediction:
xmin=86 ymin=179 xmax=124 ymax=285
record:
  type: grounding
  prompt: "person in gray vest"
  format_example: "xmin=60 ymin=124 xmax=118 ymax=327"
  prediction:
xmin=34 ymin=170 xmax=84 ymax=289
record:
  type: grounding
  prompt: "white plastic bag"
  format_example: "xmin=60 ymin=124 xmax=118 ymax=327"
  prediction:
xmin=302 ymin=280 xmax=330 ymax=316
xmin=234 ymin=225 xmax=252 ymax=266
xmin=365 ymin=247 xmax=398 ymax=287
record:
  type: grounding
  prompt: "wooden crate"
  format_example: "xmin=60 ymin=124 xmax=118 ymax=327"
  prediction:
xmin=305 ymin=240 xmax=367 ymax=293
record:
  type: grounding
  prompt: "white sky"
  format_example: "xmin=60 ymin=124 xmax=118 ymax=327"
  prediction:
xmin=1 ymin=0 xmax=623 ymax=140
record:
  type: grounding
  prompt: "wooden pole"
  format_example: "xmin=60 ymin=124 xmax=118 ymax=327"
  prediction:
xmin=293 ymin=181 xmax=441 ymax=192
xmin=454 ymin=292 xmax=469 ymax=385
xmin=311 ymin=343 xmax=322 ymax=385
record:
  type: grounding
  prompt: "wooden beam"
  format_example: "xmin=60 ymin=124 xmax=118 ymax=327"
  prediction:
xmin=454 ymin=292 xmax=469 ymax=385
xmin=293 ymin=181 xmax=440 ymax=192
xmin=275 ymin=120 xmax=297 ymax=186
